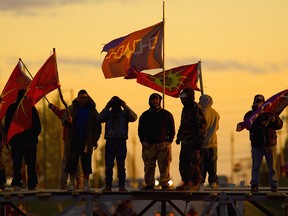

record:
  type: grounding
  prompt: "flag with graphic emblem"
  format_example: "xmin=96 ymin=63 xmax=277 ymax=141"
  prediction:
xmin=236 ymin=89 xmax=288 ymax=132
xmin=7 ymin=50 xmax=60 ymax=142
xmin=101 ymin=22 xmax=163 ymax=78
xmin=136 ymin=63 xmax=200 ymax=98
xmin=0 ymin=61 xmax=31 ymax=121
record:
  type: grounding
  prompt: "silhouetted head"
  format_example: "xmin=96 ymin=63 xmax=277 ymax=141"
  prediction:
xmin=110 ymin=96 xmax=122 ymax=111
xmin=252 ymin=94 xmax=265 ymax=110
xmin=77 ymin=89 xmax=89 ymax=107
xmin=149 ymin=93 xmax=162 ymax=110
xmin=199 ymin=94 xmax=213 ymax=108
xmin=180 ymin=88 xmax=195 ymax=107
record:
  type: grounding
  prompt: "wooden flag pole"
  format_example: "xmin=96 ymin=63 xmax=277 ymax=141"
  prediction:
xmin=162 ymin=0 xmax=166 ymax=108
xmin=19 ymin=58 xmax=50 ymax=104
xmin=198 ymin=60 xmax=204 ymax=95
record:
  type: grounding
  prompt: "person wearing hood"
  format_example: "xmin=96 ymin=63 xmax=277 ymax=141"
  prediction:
xmin=4 ymin=89 xmax=41 ymax=191
xmin=199 ymin=94 xmax=220 ymax=188
xmin=176 ymin=88 xmax=206 ymax=191
xmin=138 ymin=93 xmax=175 ymax=190
xmin=98 ymin=96 xmax=137 ymax=192
xmin=63 ymin=89 xmax=102 ymax=192
xmin=244 ymin=94 xmax=283 ymax=193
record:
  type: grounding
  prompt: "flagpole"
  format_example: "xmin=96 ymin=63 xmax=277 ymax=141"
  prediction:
xmin=162 ymin=0 xmax=166 ymax=108
xmin=54 ymin=47 xmax=71 ymax=118
xmin=19 ymin=58 xmax=50 ymax=104
xmin=198 ymin=60 xmax=204 ymax=95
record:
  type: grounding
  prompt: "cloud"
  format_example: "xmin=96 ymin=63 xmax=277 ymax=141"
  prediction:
xmin=0 ymin=0 xmax=86 ymax=11
xmin=58 ymin=56 xmax=101 ymax=68
xmin=166 ymin=57 xmax=286 ymax=74
xmin=0 ymin=0 xmax=132 ymax=13
xmin=2 ymin=54 xmax=286 ymax=75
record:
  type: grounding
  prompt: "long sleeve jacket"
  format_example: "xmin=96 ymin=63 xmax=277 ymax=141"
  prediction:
xmin=138 ymin=108 xmax=175 ymax=144
xmin=63 ymin=97 xmax=102 ymax=154
xmin=177 ymin=102 xmax=206 ymax=149
xmin=98 ymin=104 xmax=137 ymax=140
xmin=244 ymin=111 xmax=283 ymax=148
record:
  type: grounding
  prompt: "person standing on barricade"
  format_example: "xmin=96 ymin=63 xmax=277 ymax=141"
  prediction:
xmin=63 ymin=89 xmax=101 ymax=192
xmin=138 ymin=93 xmax=175 ymax=190
xmin=176 ymin=88 xmax=206 ymax=191
xmin=98 ymin=96 xmax=137 ymax=192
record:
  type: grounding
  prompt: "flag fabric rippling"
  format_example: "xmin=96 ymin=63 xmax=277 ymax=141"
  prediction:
xmin=101 ymin=22 xmax=163 ymax=78
xmin=0 ymin=61 xmax=31 ymax=121
xmin=236 ymin=89 xmax=288 ymax=132
xmin=7 ymin=51 xmax=60 ymax=142
xmin=136 ymin=63 xmax=200 ymax=97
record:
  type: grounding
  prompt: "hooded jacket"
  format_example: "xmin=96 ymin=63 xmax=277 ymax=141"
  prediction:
xmin=98 ymin=103 xmax=137 ymax=140
xmin=244 ymin=110 xmax=283 ymax=148
xmin=138 ymin=93 xmax=175 ymax=144
xmin=177 ymin=88 xmax=206 ymax=148
xmin=63 ymin=96 xmax=101 ymax=154
xmin=199 ymin=94 xmax=220 ymax=148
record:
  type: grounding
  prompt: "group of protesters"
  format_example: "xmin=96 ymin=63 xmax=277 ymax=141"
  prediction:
xmin=0 ymin=86 xmax=283 ymax=193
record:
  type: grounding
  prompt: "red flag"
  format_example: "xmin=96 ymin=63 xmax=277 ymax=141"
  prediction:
xmin=236 ymin=89 xmax=288 ymax=132
xmin=7 ymin=51 xmax=60 ymax=142
xmin=136 ymin=63 xmax=200 ymax=98
xmin=101 ymin=22 xmax=163 ymax=78
xmin=0 ymin=61 xmax=31 ymax=121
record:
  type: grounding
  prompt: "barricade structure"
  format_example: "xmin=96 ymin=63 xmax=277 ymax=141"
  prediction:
xmin=0 ymin=187 xmax=287 ymax=216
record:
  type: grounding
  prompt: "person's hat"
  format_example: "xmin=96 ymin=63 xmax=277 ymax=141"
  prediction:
xmin=253 ymin=94 xmax=265 ymax=103
xmin=180 ymin=92 xmax=188 ymax=98
xmin=179 ymin=88 xmax=195 ymax=99
xmin=149 ymin=93 xmax=162 ymax=106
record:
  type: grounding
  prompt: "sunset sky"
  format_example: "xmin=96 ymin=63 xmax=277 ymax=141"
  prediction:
xmin=1 ymin=0 xmax=288 ymax=186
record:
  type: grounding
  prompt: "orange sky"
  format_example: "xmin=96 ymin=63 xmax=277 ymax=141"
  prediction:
xmin=1 ymin=0 xmax=288 ymax=185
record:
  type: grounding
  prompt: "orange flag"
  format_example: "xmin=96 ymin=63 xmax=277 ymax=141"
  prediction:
xmin=7 ymin=50 xmax=60 ymax=142
xmin=136 ymin=63 xmax=200 ymax=98
xmin=0 ymin=61 xmax=31 ymax=121
xmin=102 ymin=22 xmax=163 ymax=78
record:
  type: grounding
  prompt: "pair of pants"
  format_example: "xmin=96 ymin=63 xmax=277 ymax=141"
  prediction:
xmin=142 ymin=142 xmax=171 ymax=187
xmin=65 ymin=150 xmax=92 ymax=175
xmin=250 ymin=146 xmax=278 ymax=187
xmin=202 ymin=147 xmax=219 ymax=184
xmin=179 ymin=144 xmax=202 ymax=185
xmin=61 ymin=147 xmax=83 ymax=189
xmin=11 ymin=145 xmax=38 ymax=188
xmin=105 ymin=138 xmax=127 ymax=187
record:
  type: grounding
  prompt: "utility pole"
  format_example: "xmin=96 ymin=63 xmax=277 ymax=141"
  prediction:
xmin=230 ymin=131 xmax=234 ymax=184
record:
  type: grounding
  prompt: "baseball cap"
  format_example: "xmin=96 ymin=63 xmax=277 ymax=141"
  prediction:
xmin=253 ymin=94 xmax=265 ymax=103
xmin=180 ymin=92 xmax=188 ymax=98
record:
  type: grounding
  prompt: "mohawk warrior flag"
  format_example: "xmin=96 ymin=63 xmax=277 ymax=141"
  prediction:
xmin=136 ymin=63 xmax=200 ymax=98
xmin=101 ymin=22 xmax=163 ymax=79
xmin=0 ymin=61 xmax=31 ymax=121
xmin=236 ymin=89 xmax=288 ymax=132
xmin=7 ymin=50 xmax=61 ymax=142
